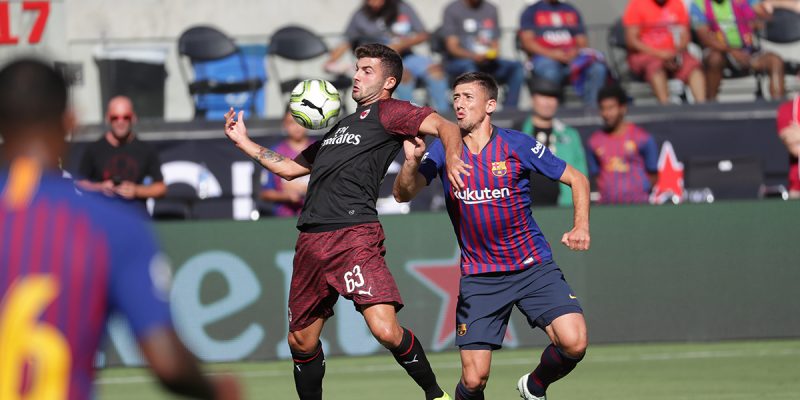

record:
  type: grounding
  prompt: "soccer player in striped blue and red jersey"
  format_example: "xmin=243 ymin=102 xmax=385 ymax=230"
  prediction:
xmin=0 ymin=59 xmax=239 ymax=400
xmin=394 ymin=72 xmax=591 ymax=400
xmin=587 ymin=83 xmax=659 ymax=205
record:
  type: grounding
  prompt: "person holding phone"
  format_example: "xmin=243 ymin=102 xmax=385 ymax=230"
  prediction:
xmin=77 ymin=96 xmax=166 ymax=214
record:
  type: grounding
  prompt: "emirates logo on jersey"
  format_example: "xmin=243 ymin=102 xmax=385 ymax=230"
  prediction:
xmin=360 ymin=109 xmax=371 ymax=119
xmin=491 ymin=161 xmax=508 ymax=177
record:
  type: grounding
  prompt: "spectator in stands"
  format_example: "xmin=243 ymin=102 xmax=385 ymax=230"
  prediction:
xmin=623 ymin=0 xmax=707 ymax=104
xmin=325 ymin=0 xmax=450 ymax=112
xmin=77 ymin=96 xmax=166 ymax=214
xmin=776 ymin=95 xmax=800 ymax=199
xmin=518 ymin=0 xmax=608 ymax=105
xmin=588 ymin=84 xmax=659 ymax=204
xmin=260 ymin=108 xmax=311 ymax=216
xmin=520 ymin=78 xmax=589 ymax=206
xmin=441 ymin=0 xmax=526 ymax=109
xmin=690 ymin=0 xmax=785 ymax=101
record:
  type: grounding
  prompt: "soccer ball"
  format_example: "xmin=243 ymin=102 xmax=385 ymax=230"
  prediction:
xmin=289 ymin=79 xmax=341 ymax=130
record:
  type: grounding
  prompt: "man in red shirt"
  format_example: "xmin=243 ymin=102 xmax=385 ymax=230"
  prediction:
xmin=623 ymin=0 xmax=707 ymax=104
xmin=776 ymin=95 xmax=800 ymax=199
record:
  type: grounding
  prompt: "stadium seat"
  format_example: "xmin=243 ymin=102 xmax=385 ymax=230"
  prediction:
xmin=759 ymin=9 xmax=800 ymax=76
xmin=762 ymin=9 xmax=800 ymax=44
xmin=268 ymin=25 xmax=352 ymax=101
xmin=177 ymin=25 xmax=266 ymax=120
xmin=152 ymin=182 xmax=196 ymax=220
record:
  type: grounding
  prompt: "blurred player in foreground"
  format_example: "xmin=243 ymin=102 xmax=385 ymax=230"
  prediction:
xmin=393 ymin=72 xmax=590 ymax=400
xmin=224 ymin=43 xmax=469 ymax=400
xmin=0 ymin=58 xmax=238 ymax=400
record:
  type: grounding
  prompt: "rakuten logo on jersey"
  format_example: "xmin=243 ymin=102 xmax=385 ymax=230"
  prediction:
xmin=322 ymin=126 xmax=361 ymax=146
xmin=452 ymin=187 xmax=511 ymax=204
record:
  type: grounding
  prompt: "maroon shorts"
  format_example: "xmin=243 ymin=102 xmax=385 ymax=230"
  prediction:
xmin=627 ymin=50 xmax=701 ymax=83
xmin=288 ymin=222 xmax=403 ymax=332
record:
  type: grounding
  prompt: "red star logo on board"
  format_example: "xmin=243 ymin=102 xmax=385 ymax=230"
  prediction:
xmin=406 ymin=249 xmax=518 ymax=351
xmin=650 ymin=141 xmax=684 ymax=204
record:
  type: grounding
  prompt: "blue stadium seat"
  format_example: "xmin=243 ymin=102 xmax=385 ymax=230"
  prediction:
xmin=177 ymin=25 xmax=267 ymax=120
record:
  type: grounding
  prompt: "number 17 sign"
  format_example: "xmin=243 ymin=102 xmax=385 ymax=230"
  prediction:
xmin=0 ymin=1 xmax=51 ymax=45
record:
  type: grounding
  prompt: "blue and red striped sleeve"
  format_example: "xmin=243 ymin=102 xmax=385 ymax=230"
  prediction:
xmin=515 ymin=133 xmax=567 ymax=180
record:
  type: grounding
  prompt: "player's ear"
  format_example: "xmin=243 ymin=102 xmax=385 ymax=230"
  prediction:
xmin=384 ymin=76 xmax=397 ymax=92
xmin=485 ymin=98 xmax=497 ymax=114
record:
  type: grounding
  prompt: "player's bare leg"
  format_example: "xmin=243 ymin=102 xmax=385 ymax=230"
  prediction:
xmin=455 ymin=349 xmax=492 ymax=399
xmin=363 ymin=303 xmax=449 ymax=400
xmin=519 ymin=313 xmax=587 ymax=399
xmin=288 ymin=318 xmax=327 ymax=400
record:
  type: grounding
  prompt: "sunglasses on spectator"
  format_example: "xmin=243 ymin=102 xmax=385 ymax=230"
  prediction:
xmin=110 ymin=115 xmax=132 ymax=122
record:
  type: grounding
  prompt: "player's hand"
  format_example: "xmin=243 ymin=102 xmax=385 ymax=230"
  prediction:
xmin=446 ymin=154 xmax=471 ymax=191
xmin=403 ymin=136 xmax=426 ymax=164
xmin=561 ymin=226 xmax=590 ymax=251
xmin=210 ymin=373 xmax=241 ymax=400
xmin=224 ymin=108 xmax=251 ymax=147
xmin=114 ymin=181 xmax=137 ymax=199
xmin=100 ymin=180 xmax=116 ymax=197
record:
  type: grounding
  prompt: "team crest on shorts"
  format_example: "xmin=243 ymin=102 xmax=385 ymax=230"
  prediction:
xmin=360 ymin=109 xmax=371 ymax=119
xmin=457 ymin=323 xmax=467 ymax=336
xmin=491 ymin=161 xmax=508 ymax=177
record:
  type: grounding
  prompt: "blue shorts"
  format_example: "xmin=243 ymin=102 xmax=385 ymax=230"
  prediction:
xmin=455 ymin=260 xmax=582 ymax=350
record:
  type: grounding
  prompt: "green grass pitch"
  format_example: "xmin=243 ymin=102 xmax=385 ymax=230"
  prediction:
xmin=98 ymin=339 xmax=800 ymax=399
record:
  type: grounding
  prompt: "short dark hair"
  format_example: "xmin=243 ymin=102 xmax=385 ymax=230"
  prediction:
xmin=453 ymin=72 xmax=498 ymax=101
xmin=354 ymin=43 xmax=403 ymax=94
xmin=0 ymin=58 xmax=68 ymax=136
xmin=597 ymin=83 xmax=628 ymax=106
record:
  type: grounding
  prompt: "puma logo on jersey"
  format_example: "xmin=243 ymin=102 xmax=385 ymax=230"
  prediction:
xmin=358 ymin=287 xmax=373 ymax=296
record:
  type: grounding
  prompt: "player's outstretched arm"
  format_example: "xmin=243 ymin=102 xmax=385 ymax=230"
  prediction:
xmin=418 ymin=112 xmax=470 ymax=190
xmin=558 ymin=164 xmax=591 ymax=251
xmin=139 ymin=327 xmax=240 ymax=400
xmin=393 ymin=137 xmax=429 ymax=202
xmin=223 ymin=108 xmax=311 ymax=180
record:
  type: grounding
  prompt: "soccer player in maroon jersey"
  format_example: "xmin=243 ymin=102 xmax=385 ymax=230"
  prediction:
xmin=224 ymin=43 xmax=468 ymax=400
xmin=0 ymin=58 xmax=239 ymax=400
xmin=394 ymin=72 xmax=590 ymax=400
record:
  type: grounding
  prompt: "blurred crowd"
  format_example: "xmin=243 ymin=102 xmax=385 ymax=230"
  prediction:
xmin=72 ymin=0 xmax=800 ymax=219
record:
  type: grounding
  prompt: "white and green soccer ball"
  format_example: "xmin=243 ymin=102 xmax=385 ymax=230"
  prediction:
xmin=289 ymin=79 xmax=341 ymax=130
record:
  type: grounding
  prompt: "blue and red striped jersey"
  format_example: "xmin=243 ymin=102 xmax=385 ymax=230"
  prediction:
xmin=587 ymin=123 xmax=658 ymax=204
xmin=0 ymin=158 xmax=172 ymax=400
xmin=419 ymin=126 xmax=567 ymax=275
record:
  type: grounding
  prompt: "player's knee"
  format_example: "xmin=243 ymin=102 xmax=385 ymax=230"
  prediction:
xmin=461 ymin=371 xmax=490 ymax=392
xmin=559 ymin=336 xmax=587 ymax=359
xmin=371 ymin=325 xmax=403 ymax=349
xmin=287 ymin=331 xmax=318 ymax=354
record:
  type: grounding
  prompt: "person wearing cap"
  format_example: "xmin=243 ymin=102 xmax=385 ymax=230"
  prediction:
xmin=520 ymin=78 xmax=588 ymax=207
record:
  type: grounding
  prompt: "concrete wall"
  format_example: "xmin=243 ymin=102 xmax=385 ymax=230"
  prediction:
xmin=1 ymin=0 xmax=798 ymax=123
